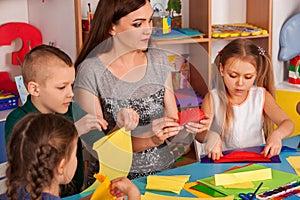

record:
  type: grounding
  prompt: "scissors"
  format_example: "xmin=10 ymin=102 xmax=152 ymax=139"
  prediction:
xmin=238 ymin=192 xmax=255 ymax=200
xmin=238 ymin=182 xmax=263 ymax=200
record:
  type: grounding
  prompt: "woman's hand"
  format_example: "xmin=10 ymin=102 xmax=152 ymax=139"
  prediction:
xmin=151 ymin=117 xmax=180 ymax=146
xmin=116 ymin=108 xmax=139 ymax=131
xmin=74 ymin=114 xmax=108 ymax=136
xmin=111 ymin=177 xmax=141 ymax=200
xmin=263 ymin=131 xmax=282 ymax=158
xmin=185 ymin=116 xmax=211 ymax=135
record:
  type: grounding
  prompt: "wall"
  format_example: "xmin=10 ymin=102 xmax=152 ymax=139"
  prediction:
xmin=0 ymin=0 xmax=28 ymax=80
xmin=0 ymin=0 xmax=77 ymax=83
xmin=272 ymin=0 xmax=300 ymax=90
xmin=27 ymin=0 xmax=77 ymax=62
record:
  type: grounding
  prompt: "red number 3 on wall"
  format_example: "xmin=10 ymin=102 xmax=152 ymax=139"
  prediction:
xmin=0 ymin=22 xmax=42 ymax=66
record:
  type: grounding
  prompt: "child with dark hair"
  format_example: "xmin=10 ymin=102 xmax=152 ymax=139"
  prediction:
xmin=0 ymin=113 xmax=140 ymax=200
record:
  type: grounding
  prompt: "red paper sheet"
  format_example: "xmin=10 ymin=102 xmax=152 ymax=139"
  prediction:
xmin=214 ymin=151 xmax=271 ymax=163
xmin=178 ymin=107 xmax=205 ymax=126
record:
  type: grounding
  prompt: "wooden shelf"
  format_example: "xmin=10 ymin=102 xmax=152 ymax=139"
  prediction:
xmin=153 ymin=37 xmax=209 ymax=45
xmin=74 ymin=0 xmax=272 ymax=96
xmin=211 ymin=34 xmax=270 ymax=41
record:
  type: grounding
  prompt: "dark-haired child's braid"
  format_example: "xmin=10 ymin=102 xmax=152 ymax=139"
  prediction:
xmin=27 ymin=144 xmax=58 ymax=200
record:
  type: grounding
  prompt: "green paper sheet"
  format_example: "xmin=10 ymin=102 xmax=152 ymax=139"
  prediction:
xmin=191 ymin=182 xmax=226 ymax=197
xmin=197 ymin=164 xmax=299 ymax=199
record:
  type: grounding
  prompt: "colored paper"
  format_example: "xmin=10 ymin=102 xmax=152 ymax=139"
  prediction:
xmin=81 ymin=128 xmax=132 ymax=194
xmin=141 ymin=192 xmax=234 ymax=200
xmin=90 ymin=174 xmax=115 ymax=200
xmin=201 ymin=146 xmax=281 ymax=163
xmin=178 ymin=107 xmax=205 ymax=126
xmin=93 ymin=127 xmax=132 ymax=180
xmin=191 ymin=182 xmax=226 ymax=197
xmin=146 ymin=175 xmax=190 ymax=194
xmin=222 ymin=181 xmax=254 ymax=189
xmin=214 ymin=168 xmax=272 ymax=186
xmin=214 ymin=151 xmax=271 ymax=163
xmin=197 ymin=164 xmax=299 ymax=199
xmin=184 ymin=182 xmax=212 ymax=198
xmin=286 ymin=156 xmax=300 ymax=176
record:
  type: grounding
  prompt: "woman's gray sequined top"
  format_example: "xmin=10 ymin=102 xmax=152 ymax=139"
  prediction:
xmin=74 ymin=48 xmax=175 ymax=178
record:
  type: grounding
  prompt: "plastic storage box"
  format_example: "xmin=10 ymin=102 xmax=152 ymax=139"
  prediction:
xmin=0 ymin=90 xmax=18 ymax=111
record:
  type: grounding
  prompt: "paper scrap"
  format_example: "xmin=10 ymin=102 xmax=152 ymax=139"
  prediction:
xmin=215 ymin=168 xmax=272 ymax=186
xmin=90 ymin=174 xmax=115 ymax=200
xmin=146 ymin=175 xmax=190 ymax=194
xmin=184 ymin=182 xmax=212 ymax=198
xmin=141 ymin=192 xmax=234 ymax=200
xmin=286 ymin=156 xmax=300 ymax=176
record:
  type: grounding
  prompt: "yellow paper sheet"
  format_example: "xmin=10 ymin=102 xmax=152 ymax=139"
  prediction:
xmin=183 ymin=182 xmax=212 ymax=198
xmin=91 ymin=174 xmax=115 ymax=200
xmin=81 ymin=128 xmax=132 ymax=194
xmin=93 ymin=127 xmax=132 ymax=180
xmin=223 ymin=181 xmax=254 ymax=189
xmin=141 ymin=192 xmax=234 ymax=200
xmin=215 ymin=168 xmax=272 ymax=186
xmin=286 ymin=156 xmax=300 ymax=176
xmin=146 ymin=175 xmax=190 ymax=194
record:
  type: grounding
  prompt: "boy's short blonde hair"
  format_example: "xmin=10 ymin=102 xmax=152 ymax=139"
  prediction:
xmin=22 ymin=44 xmax=73 ymax=86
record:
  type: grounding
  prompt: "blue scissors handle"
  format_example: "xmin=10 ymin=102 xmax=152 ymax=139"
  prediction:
xmin=239 ymin=192 xmax=254 ymax=200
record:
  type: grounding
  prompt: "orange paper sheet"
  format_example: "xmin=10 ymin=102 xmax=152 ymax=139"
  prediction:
xmin=91 ymin=174 xmax=115 ymax=200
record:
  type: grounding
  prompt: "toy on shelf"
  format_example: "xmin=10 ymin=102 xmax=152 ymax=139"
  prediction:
xmin=278 ymin=13 xmax=300 ymax=87
xmin=0 ymin=71 xmax=18 ymax=94
xmin=152 ymin=28 xmax=204 ymax=40
xmin=212 ymin=23 xmax=268 ymax=38
xmin=0 ymin=22 xmax=42 ymax=66
xmin=279 ymin=13 xmax=300 ymax=61
xmin=288 ymin=56 xmax=300 ymax=85
xmin=0 ymin=90 xmax=18 ymax=111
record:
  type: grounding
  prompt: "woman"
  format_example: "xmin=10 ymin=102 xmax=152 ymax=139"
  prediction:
xmin=73 ymin=0 xmax=182 ymax=179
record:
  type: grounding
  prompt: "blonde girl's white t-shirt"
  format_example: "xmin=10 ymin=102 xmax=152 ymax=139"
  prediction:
xmin=211 ymin=86 xmax=266 ymax=151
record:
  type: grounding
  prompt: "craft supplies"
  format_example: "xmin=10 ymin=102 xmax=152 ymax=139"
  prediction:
xmin=256 ymin=181 xmax=300 ymax=199
xmin=212 ymin=23 xmax=268 ymax=38
xmin=239 ymin=182 xmax=263 ymax=200
xmin=197 ymin=164 xmax=299 ymax=199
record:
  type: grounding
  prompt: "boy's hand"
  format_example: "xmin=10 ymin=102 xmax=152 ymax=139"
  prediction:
xmin=75 ymin=114 xmax=108 ymax=136
xmin=116 ymin=108 xmax=139 ymax=131
xmin=151 ymin=117 xmax=180 ymax=146
xmin=110 ymin=177 xmax=140 ymax=200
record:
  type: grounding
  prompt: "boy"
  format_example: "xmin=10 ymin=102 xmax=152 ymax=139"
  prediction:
xmin=5 ymin=45 xmax=107 ymax=197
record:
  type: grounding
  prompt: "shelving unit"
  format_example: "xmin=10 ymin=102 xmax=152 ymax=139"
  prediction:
xmin=73 ymin=0 xmax=273 ymax=96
